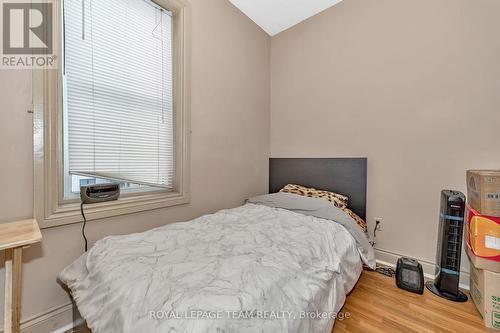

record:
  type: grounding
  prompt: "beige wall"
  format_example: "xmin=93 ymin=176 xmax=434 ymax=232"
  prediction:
xmin=2 ymin=0 xmax=500 ymax=328
xmin=271 ymin=0 xmax=500 ymax=273
xmin=0 ymin=0 xmax=270 ymax=327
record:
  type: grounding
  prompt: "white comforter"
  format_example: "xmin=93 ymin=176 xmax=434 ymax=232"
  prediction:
xmin=60 ymin=203 xmax=368 ymax=333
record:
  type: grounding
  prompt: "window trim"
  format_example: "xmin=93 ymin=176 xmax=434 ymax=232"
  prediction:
xmin=34 ymin=0 xmax=191 ymax=229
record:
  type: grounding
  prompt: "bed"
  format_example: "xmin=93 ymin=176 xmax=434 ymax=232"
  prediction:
xmin=59 ymin=158 xmax=375 ymax=333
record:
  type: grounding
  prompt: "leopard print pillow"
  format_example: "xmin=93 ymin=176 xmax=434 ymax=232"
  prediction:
xmin=279 ymin=184 xmax=367 ymax=233
xmin=279 ymin=184 xmax=348 ymax=209
xmin=342 ymin=208 xmax=368 ymax=233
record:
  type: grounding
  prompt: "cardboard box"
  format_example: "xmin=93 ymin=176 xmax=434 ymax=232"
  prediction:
xmin=465 ymin=205 xmax=500 ymax=263
xmin=469 ymin=262 xmax=500 ymax=331
xmin=466 ymin=244 xmax=500 ymax=274
xmin=467 ymin=170 xmax=500 ymax=217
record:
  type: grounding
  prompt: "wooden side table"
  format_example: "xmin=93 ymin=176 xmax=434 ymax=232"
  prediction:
xmin=0 ymin=219 xmax=42 ymax=333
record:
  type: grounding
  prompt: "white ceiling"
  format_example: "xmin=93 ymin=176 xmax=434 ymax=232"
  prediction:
xmin=228 ymin=0 xmax=344 ymax=36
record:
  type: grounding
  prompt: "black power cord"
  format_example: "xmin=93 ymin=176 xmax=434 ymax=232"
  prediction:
xmin=369 ymin=220 xmax=381 ymax=247
xmin=364 ymin=263 xmax=397 ymax=278
xmin=365 ymin=219 xmax=396 ymax=278
xmin=80 ymin=202 xmax=88 ymax=252
xmin=375 ymin=264 xmax=396 ymax=278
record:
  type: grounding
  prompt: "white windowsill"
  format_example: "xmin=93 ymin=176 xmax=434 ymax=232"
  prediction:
xmin=42 ymin=190 xmax=189 ymax=228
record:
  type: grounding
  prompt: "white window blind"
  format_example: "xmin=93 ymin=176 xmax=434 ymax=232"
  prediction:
xmin=63 ymin=0 xmax=174 ymax=189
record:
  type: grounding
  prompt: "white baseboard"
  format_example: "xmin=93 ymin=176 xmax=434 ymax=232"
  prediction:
xmin=1 ymin=302 xmax=73 ymax=333
xmin=374 ymin=247 xmax=470 ymax=291
xmin=51 ymin=323 xmax=74 ymax=333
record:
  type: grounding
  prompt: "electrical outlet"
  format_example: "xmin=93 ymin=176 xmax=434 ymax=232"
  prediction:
xmin=375 ymin=218 xmax=383 ymax=231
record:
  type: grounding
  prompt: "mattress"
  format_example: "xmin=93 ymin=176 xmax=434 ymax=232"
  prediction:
xmin=59 ymin=197 xmax=374 ymax=333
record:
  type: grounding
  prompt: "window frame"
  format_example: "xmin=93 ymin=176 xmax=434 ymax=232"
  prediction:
xmin=34 ymin=0 xmax=191 ymax=229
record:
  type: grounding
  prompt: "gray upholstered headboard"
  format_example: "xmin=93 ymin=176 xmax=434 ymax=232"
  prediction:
xmin=269 ymin=158 xmax=367 ymax=220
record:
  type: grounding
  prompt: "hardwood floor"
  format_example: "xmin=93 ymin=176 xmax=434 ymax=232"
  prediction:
xmin=333 ymin=270 xmax=495 ymax=333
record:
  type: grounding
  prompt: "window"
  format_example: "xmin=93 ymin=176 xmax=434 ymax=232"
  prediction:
xmin=62 ymin=0 xmax=174 ymax=198
xmin=34 ymin=0 xmax=191 ymax=228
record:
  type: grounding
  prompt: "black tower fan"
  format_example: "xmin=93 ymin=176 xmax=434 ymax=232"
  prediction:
xmin=426 ymin=190 xmax=467 ymax=302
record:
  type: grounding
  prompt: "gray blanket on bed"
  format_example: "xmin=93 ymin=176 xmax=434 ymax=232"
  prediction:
xmin=247 ymin=192 xmax=376 ymax=269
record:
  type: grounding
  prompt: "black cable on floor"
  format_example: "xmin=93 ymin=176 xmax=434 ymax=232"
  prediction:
xmin=80 ymin=202 xmax=88 ymax=252
xmin=375 ymin=264 xmax=396 ymax=278
xmin=363 ymin=264 xmax=397 ymax=278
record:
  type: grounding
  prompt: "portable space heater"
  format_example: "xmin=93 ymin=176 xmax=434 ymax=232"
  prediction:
xmin=426 ymin=190 xmax=468 ymax=302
